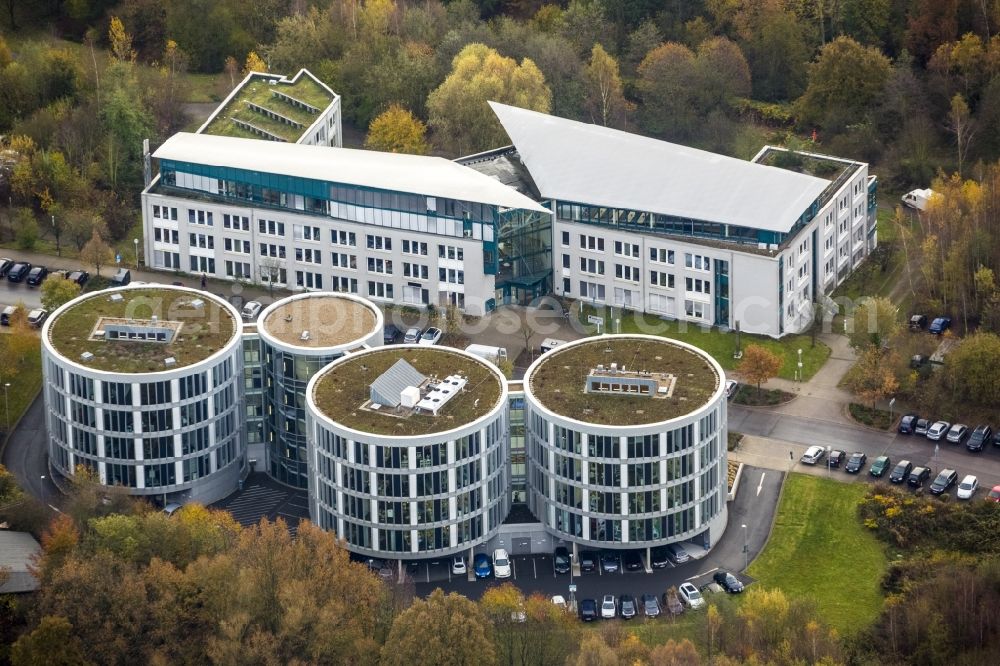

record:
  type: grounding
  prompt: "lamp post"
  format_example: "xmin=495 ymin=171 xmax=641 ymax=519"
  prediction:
xmin=741 ymin=523 xmax=748 ymax=571
xmin=40 ymin=475 xmax=46 ymax=507
xmin=133 ymin=238 xmax=139 ymax=270
xmin=3 ymin=382 xmax=9 ymax=432
xmin=826 ymin=446 xmax=831 ymax=477
xmin=797 ymin=348 xmax=803 ymax=383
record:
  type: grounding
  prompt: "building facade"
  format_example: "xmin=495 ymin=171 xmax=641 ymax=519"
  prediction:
xmin=522 ymin=335 xmax=729 ymax=554
xmin=306 ymin=346 xmax=510 ymax=559
xmin=256 ymin=292 xmax=383 ymax=488
xmin=41 ymin=286 xmax=245 ymax=505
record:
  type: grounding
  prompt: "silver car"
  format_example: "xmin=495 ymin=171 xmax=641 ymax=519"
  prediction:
xmin=801 ymin=445 xmax=825 ymax=464
xmin=403 ymin=327 xmax=422 ymax=343
xmin=927 ymin=421 xmax=951 ymax=441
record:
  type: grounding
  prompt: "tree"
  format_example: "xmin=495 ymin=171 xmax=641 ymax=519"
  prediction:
xmin=583 ymin=44 xmax=628 ymax=128
xmin=636 ymin=42 xmax=699 ymax=139
xmin=40 ymin=275 xmax=81 ymax=311
xmin=365 ymin=104 xmax=430 ymax=155
xmin=243 ymin=50 xmax=267 ymax=75
xmin=941 ymin=332 xmax=1000 ymax=406
xmin=738 ymin=344 xmax=783 ymax=397
xmin=259 ymin=255 xmax=283 ymax=295
xmin=80 ymin=229 xmax=113 ymax=277
xmin=733 ymin=1 xmax=810 ymax=102
xmin=848 ymin=296 xmax=900 ymax=352
xmin=14 ymin=209 xmax=38 ymax=251
xmin=382 ymin=588 xmax=496 ymax=666
xmin=427 ymin=43 xmax=552 ymax=155
xmin=569 ymin=632 xmax=618 ymax=665
xmin=946 ymin=93 xmax=975 ymax=176
xmin=845 ymin=345 xmax=899 ymax=409
xmin=108 ymin=16 xmax=136 ymax=64
xmin=10 ymin=615 xmax=92 ymax=666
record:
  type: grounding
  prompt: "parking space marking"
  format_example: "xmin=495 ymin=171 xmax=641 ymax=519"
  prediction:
xmin=689 ymin=567 xmax=718 ymax=581
xmin=533 ymin=559 xmax=537 ymax=579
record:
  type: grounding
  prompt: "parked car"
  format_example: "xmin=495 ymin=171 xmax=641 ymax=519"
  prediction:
xmin=162 ymin=502 xmax=182 ymax=516
xmin=451 ymin=555 xmax=466 ymax=576
xmin=678 ymin=582 xmax=705 ymax=609
xmin=870 ymin=456 xmax=891 ymax=478
xmin=419 ymin=327 xmax=443 ymax=345
xmin=926 ymin=421 xmax=951 ymax=441
xmin=889 ymin=460 xmax=913 ymax=484
xmin=914 ymin=418 xmax=931 ymax=436
xmin=600 ymin=551 xmax=620 ymax=573
xmin=553 ymin=546 xmax=571 ymax=574
xmin=957 ymin=475 xmax=979 ymax=500
xmin=663 ymin=590 xmax=684 ymax=616
xmin=968 ymin=425 xmax=993 ymax=452
xmin=6 ymin=262 xmax=31 ymax=282
xmin=828 ymin=450 xmax=845 ymax=468
xmin=492 ymin=548 xmax=512 ymax=579
xmin=382 ymin=324 xmax=401 ymax=344
xmin=623 ymin=550 xmax=643 ymax=571
xmin=27 ymin=308 xmax=48 ymax=328
xmin=801 ymin=445 xmax=825 ymax=465
xmin=579 ymin=550 xmax=597 ymax=572
xmin=988 ymin=486 xmax=1000 ymax=502
xmin=403 ymin=327 xmax=422 ymax=343
xmin=241 ymin=301 xmax=263 ymax=321
xmin=929 ymin=316 xmax=952 ymax=334
xmin=66 ymin=270 xmax=89 ymax=286
xmin=619 ymin=594 xmax=637 ymax=620
xmin=0 ymin=258 xmax=12 ymax=278
xmin=929 ymin=469 xmax=958 ymax=495
xmin=0 ymin=305 xmax=19 ymax=326
xmin=640 ymin=594 xmax=660 ymax=617
xmin=725 ymin=380 xmax=738 ymax=399
xmin=908 ymin=466 xmax=932 ymax=488
xmin=110 ymin=268 xmax=131 ymax=287
xmin=365 ymin=558 xmax=394 ymax=580
xmin=946 ymin=424 xmax=969 ymax=444
xmin=578 ymin=598 xmax=598 ymax=621
xmin=473 ymin=553 xmax=492 ymax=578
xmin=898 ymin=414 xmax=920 ymax=434
xmin=666 ymin=543 xmax=689 ymax=564
xmin=713 ymin=570 xmax=745 ymax=593
xmin=909 ymin=314 xmax=927 ymax=330
xmin=845 ymin=452 xmax=868 ymax=474
xmin=551 ymin=595 xmax=567 ymax=610
xmin=600 ymin=594 xmax=617 ymax=619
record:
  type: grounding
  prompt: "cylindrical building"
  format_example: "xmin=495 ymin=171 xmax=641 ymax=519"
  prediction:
xmin=523 ymin=334 xmax=728 ymax=551
xmin=41 ymin=285 xmax=244 ymax=505
xmin=306 ymin=345 xmax=509 ymax=559
xmin=257 ymin=292 xmax=383 ymax=488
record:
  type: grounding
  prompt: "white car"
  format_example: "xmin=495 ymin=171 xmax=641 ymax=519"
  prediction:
xmin=725 ymin=380 xmax=738 ymax=399
xmin=600 ymin=594 xmax=616 ymax=619
xmin=957 ymin=475 xmax=979 ymax=500
xmin=27 ymin=308 xmax=48 ymax=328
xmin=403 ymin=327 xmax=422 ymax=343
xmin=241 ymin=300 xmax=263 ymax=321
xmin=800 ymin=445 xmax=825 ymax=465
xmin=419 ymin=327 xmax=443 ymax=345
xmin=492 ymin=548 xmax=511 ymax=579
xmin=451 ymin=555 xmax=466 ymax=575
xmin=678 ymin=582 xmax=705 ymax=609
xmin=551 ymin=595 xmax=567 ymax=610
xmin=926 ymin=421 xmax=951 ymax=441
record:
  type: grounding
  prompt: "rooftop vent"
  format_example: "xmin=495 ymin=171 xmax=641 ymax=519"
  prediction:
xmin=109 ymin=294 xmax=124 ymax=303
xmin=190 ymin=299 xmax=204 ymax=309
xmin=300 ymin=330 xmax=310 ymax=341
xmin=151 ymin=315 xmax=158 ymax=324
xmin=164 ymin=357 xmax=176 ymax=366
xmin=80 ymin=352 xmax=94 ymax=361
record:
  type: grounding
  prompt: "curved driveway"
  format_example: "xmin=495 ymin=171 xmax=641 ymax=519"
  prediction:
xmin=2 ymin=394 xmax=60 ymax=508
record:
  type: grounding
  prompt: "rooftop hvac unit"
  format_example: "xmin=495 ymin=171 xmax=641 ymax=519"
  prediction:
xmin=80 ymin=352 xmax=94 ymax=361
xmin=151 ymin=315 xmax=158 ymax=324
xmin=400 ymin=385 xmax=420 ymax=408
xmin=300 ymin=330 xmax=310 ymax=341
xmin=164 ymin=357 xmax=176 ymax=366
xmin=109 ymin=294 xmax=124 ymax=303
xmin=190 ymin=299 xmax=205 ymax=309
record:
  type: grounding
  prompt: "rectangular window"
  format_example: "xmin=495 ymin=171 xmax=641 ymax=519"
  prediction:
xmin=366 ymin=235 xmax=391 ymax=251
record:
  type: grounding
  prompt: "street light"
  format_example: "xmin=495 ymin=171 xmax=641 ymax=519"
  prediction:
xmin=133 ymin=238 xmax=139 ymax=270
xmin=741 ymin=524 xmax=748 ymax=571
xmin=797 ymin=348 xmax=803 ymax=383
xmin=3 ymin=382 xmax=9 ymax=432
xmin=40 ymin=475 xmax=46 ymax=507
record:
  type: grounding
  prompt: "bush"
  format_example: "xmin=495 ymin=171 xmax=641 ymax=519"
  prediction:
xmin=849 ymin=403 xmax=894 ymax=430
xmin=14 ymin=210 xmax=38 ymax=250
xmin=733 ymin=385 xmax=794 ymax=406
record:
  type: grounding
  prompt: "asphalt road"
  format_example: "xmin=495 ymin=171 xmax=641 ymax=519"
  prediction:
xmin=2 ymin=394 xmax=60 ymax=509
xmin=0 ymin=274 xmax=43 ymax=310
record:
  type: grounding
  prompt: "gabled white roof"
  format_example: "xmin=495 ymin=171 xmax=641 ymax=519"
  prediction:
xmin=153 ymin=132 xmax=547 ymax=213
xmin=490 ymin=103 xmax=830 ymax=233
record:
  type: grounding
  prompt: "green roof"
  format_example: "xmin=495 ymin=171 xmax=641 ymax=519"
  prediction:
xmin=201 ymin=72 xmax=335 ymax=143
xmin=47 ymin=288 xmax=237 ymax=373
xmin=313 ymin=348 xmax=503 ymax=437
xmin=528 ymin=337 xmax=720 ymax=426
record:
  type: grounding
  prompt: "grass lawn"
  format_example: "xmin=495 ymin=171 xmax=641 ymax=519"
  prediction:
xmin=0 ymin=345 xmax=42 ymax=437
xmin=580 ymin=307 xmax=830 ymax=381
xmin=748 ymin=473 xmax=887 ymax=634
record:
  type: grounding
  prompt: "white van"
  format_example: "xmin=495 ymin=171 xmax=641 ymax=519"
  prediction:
xmin=464 ymin=344 xmax=508 ymax=363
xmin=540 ymin=338 xmax=568 ymax=354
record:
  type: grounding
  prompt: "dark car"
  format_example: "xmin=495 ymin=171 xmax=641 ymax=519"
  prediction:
xmin=619 ymin=594 xmax=637 ymax=619
xmin=845 ymin=452 xmax=867 ymax=474
xmin=909 ymin=314 xmax=927 ymax=331
xmin=908 ymin=466 xmax=932 ymax=487
xmin=929 ymin=316 xmax=952 ymax=334
xmin=579 ymin=550 xmax=597 ymax=573
xmin=623 ymin=550 xmax=643 ymax=571
xmin=640 ymin=594 xmax=660 ymax=617
xmin=914 ymin=419 xmax=931 ymax=436
xmin=553 ymin=546 xmax=571 ymax=574
xmin=578 ymin=598 xmax=598 ymax=622
xmin=383 ymin=324 xmax=401 ymax=344
xmin=0 ymin=305 xmax=19 ymax=326
xmin=889 ymin=460 xmax=913 ymax=484
xmin=25 ymin=266 xmax=48 ymax=286
xmin=713 ymin=570 xmax=745 ymax=593
xmin=968 ymin=425 xmax=993 ymax=452
xmin=898 ymin=414 xmax=920 ymax=434
xmin=6 ymin=262 xmax=31 ymax=282
xmin=649 ymin=546 xmax=670 ymax=569
xmin=930 ymin=469 xmax=958 ymax=495
xmin=600 ymin=551 xmax=620 ymax=573
xmin=66 ymin=270 xmax=90 ymax=286
xmin=828 ymin=450 xmax=845 ymax=468
xmin=0 ymin=258 xmax=13 ymax=278
xmin=870 ymin=456 xmax=891 ymax=478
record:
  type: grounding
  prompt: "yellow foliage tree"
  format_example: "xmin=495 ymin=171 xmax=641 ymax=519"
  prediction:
xmin=365 ymin=104 xmax=430 ymax=155
xmin=584 ymin=44 xmax=628 ymax=128
xmin=243 ymin=51 xmax=267 ymax=76
xmin=108 ymin=16 xmax=136 ymax=64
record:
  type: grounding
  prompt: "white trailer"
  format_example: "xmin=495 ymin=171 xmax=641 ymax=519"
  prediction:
xmin=464 ymin=344 xmax=508 ymax=363
xmin=901 ymin=188 xmax=934 ymax=211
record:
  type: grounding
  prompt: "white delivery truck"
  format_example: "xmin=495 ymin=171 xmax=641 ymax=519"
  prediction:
xmin=901 ymin=188 xmax=934 ymax=211
xmin=464 ymin=344 xmax=508 ymax=363
xmin=540 ymin=338 xmax=568 ymax=354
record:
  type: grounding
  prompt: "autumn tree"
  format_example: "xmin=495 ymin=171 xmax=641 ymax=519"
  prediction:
xmin=738 ymin=344 xmax=783 ymax=397
xmin=365 ymin=104 xmax=430 ymax=155
xmin=243 ymin=50 xmax=267 ymax=75
xmin=583 ymin=44 xmax=628 ymax=128
xmin=10 ymin=615 xmax=92 ymax=666
xmin=731 ymin=0 xmax=810 ymax=102
xmin=427 ymin=43 xmax=552 ymax=155
xmin=946 ymin=93 xmax=975 ymax=176
xmin=382 ymin=588 xmax=496 ymax=666
xmin=848 ymin=296 xmax=900 ymax=352
xmin=939 ymin=332 xmax=1000 ymax=407
xmin=80 ymin=229 xmax=113 ymax=277
xmin=845 ymin=345 xmax=900 ymax=410
xmin=40 ymin=275 xmax=81 ymax=312
xmin=636 ymin=42 xmax=699 ymax=139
